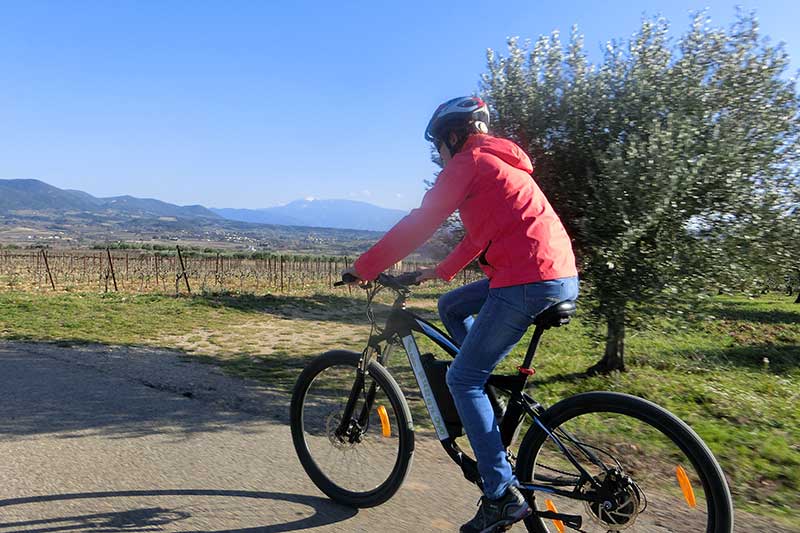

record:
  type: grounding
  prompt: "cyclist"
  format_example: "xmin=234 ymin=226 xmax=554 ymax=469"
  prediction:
xmin=343 ymin=96 xmax=579 ymax=532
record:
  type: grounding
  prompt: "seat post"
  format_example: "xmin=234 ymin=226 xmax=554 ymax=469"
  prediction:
xmin=521 ymin=325 xmax=545 ymax=370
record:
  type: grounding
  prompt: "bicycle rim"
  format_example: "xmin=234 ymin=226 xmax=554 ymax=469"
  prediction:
xmin=298 ymin=361 xmax=406 ymax=496
xmin=519 ymin=393 xmax=732 ymax=533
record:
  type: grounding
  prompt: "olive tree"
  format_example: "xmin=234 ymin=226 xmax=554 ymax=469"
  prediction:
xmin=481 ymin=13 xmax=800 ymax=372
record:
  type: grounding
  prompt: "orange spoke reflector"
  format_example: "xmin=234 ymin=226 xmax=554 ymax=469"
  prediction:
xmin=676 ymin=465 xmax=697 ymax=508
xmin=377 ymin=405 xmax=391 ymax=438
xmin=545 ymin=499 xmax=565 ymax=533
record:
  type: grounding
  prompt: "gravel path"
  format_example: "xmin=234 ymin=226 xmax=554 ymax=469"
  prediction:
xmin=0 ymin=341 xmax=487 ymax=532
xmin=0 ymin=341 xmax=793 ymax=532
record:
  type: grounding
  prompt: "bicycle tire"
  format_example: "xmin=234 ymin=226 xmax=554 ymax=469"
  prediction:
xmin=290 ymin=350 xmax=415 ymax=508
xmin=516 ymin=391 xmax=733 ymax=533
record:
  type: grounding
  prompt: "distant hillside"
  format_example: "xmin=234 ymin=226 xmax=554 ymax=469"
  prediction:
xmin=103 ymin=195 xmax=218 ymax=219
xmin=0 ymin=179 xmax=102 ymax=212
xmin=0 ymin=178 xmax=390 ymax=255
xmin=0 ymin=179 xmax=407 ymax=231
xmin=210 ymin=207 xmax=303 ymax=227
xmin=0 ymin=179 xmax=219 ymax=219
xmin=212 ymin=199 xmax=407 ymax=231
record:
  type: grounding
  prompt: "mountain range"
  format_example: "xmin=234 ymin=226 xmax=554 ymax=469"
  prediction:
xmin=0 ymin=179 xmax=407 ymax=232
xmin=211 ymin=199 xmax=407 ymax=231
xmin=0 ymin=179 xmax=219 ymax=220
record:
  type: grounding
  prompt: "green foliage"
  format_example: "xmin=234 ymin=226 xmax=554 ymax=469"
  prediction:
xmin=92 ymin=242 xmax=174 ymax=252
xmin=481 ymin=12 xmax=800 ymax=369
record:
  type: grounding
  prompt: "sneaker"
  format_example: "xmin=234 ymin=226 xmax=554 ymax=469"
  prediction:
xmin=460 ymin=485 xmax=532 ymax=533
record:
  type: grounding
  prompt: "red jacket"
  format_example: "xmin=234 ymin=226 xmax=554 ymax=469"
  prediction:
xmin=354 ymin=134 xmax=577 ymax=288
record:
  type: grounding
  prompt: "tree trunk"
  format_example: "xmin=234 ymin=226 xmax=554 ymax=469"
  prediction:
xmin=794 ymin=270 xmax=800 ymax=303
xmin=587 ymin=308 xmax=626 ymax=374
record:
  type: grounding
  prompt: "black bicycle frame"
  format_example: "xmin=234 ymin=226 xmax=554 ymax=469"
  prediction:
xmin=338 ymin=292 xmax=603 ymax=511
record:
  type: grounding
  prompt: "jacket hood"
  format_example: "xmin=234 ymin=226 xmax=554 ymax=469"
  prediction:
xmin=465 ymin=135 xmax=533 ymax=173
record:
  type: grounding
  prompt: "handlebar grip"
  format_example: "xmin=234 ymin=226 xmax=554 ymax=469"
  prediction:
xmin=334 ymin=272 xmax=360 ymax=287
xmin=393 ymin=270 xmax=423 ymax=287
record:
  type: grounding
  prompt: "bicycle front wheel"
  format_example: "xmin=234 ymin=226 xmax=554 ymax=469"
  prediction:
xmin=290 ymin=350 xmax=415 ymax=508
xmin=517 ymin=392 xmax=733 ymax=533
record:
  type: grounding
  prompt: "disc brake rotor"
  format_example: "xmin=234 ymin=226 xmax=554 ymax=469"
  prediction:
xmin=325 ymin=411 xmax=365 ymax=450
xmin=581 ymin=471 xmax=645 ymax=530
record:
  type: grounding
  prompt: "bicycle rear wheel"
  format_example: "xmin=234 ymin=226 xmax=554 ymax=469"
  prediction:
xmin=517 ymin=392 xmax=733 ymax=533
xmin=290 ymin=350 xmax=415 ymax=508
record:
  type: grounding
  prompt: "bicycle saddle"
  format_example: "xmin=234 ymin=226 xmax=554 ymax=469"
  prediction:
xmin=533 ymin=300 xmax=577 ymax=328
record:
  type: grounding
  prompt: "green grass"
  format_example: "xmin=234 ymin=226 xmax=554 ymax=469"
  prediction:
xmin=0 ymin=289 xmax=797 ymax=525
xmin=0 ymin=291 xmax=243 ymax=344
xmin=0 ymin=290 xmax=364 ymax=344
xmin=477 ymin=294 xmax=799 ymax=523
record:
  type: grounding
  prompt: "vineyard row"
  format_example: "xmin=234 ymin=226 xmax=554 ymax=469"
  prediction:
xmin=0 ymin=249 xmax=479 ymax=294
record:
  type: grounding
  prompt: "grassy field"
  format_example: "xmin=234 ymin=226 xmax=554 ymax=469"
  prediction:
xmin=0 ymin=287 xmax=797 ymax=526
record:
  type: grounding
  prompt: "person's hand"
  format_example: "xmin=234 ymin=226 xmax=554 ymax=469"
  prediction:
xmin=416 ymin=268 xmax=439 ymax=284
xmin=341 ymin=266 xmax=368 ymax=287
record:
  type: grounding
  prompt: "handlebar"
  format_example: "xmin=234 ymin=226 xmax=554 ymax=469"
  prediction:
xmin=334 ymin=271 xmax=422 ymax=290
xmin=334 ymin=273 xmax=360 ymax=286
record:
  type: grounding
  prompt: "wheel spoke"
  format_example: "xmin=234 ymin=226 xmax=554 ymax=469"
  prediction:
xmin=516 ymin=393 xmax=732 ymax=532
xmin=291 ymin=352 xmax=413 ymax=507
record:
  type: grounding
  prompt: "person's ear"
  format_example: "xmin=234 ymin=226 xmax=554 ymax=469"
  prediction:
xmin=448 ymin=131 xmax=459 ymax=145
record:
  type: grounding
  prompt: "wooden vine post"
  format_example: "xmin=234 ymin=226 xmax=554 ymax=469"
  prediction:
xmin=343 ymin=256 xmax=352 ymax=295
xmin=41 ymin=249 xmax=56 ymax=290
xmin=176 ymin=246 xmax=191 ymax=294
xmin=106 ymin=248 xmax=119 ymax=292
xmin=280 ymin=255 xmax=284 ymax=293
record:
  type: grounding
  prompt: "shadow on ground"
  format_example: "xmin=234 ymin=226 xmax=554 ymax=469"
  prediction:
xmin=0 ymin=344 xmax=290 ymax=439
xmin=0 ymin=489 xmax=357 ymax=533
xmin=696 ymin=342 xmax=800 ymax=373
xmin=531 ymin=371 xmax=591 ymax=386
xmin=189 ymin=292 xmax=372 ymax=323
xmin=707 ymin=299 xmax=800 ymax=325
xmin=187 ymin=290 xmax=439 ymax=323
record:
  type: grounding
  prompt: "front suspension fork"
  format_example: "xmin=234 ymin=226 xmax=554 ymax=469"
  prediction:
xmin=335 ymin=343 xmax=389 ymax=440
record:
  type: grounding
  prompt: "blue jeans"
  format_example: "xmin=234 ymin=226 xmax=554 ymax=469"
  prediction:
xmin=439 ymin=276 xmax=579 ymax=499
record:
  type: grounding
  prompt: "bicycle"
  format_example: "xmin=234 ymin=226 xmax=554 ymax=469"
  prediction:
xmin=290 ymin=272 xmax=734 ymax=532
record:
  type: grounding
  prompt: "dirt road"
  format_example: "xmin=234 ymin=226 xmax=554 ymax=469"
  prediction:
xmin=0 ymin=342 xmax=792 ymax=532
xmin=0 ymin=341 xmax=496 ymax=532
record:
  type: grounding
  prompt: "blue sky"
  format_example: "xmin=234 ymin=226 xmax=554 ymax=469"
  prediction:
xmin=1 ymin=1 xmax=798 ymax=211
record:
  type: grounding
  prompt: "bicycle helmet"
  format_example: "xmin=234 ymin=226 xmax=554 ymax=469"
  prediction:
xmin=424 ymin=96 xmax=490 ymax=152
